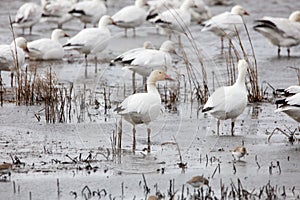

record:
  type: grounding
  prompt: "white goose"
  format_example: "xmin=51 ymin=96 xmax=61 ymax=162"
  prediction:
xmin=27 ymin=29 xmax=69 ymax=60
xmin=201 ymin=5 xmax=249 ymax=50
xmin=118 ymin=40 xmax=175 ymax=77
xmin=112 ymin=41 xmax=154 ymax=92
xmin=40 ymin=0 xmax=76 ymax=28
xmin=253 ymin=11 xmax=300 ymax=57
xmin=275 ymin=92 xmax=300 ymax=123
xmin=68 ymin=0 xmax=107 ymax=28
xmin=115 ymin=70 xmax=174 ymax=153
xmin=63 ymin=15 xmax=114 ymax=65
xmin=0 ymin=37 xmax=29 ymax=71
xmin=13 ymin=2 xmax=42 ymax=35
xmin=202 ymin=59 xmax=248 ymax=136
xmin=112 ymin=0 xmax=149 ymax=37
xmin=152 ymin=0 xmax=196 ymax=38
xmin=112 ymin=41 xmax=154 ymax=65
xmin=276 ymin=85 xmax=300 ymax=96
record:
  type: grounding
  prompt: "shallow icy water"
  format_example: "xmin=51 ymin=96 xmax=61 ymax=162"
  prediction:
xmin=1 ymin=0 xmax=300 ymax=199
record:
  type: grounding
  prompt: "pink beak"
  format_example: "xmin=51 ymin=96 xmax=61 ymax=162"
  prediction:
xmin=164 ymin=73 xmax=175 ymax=81
xmin=244 ymin=10 xmax=250 ymax=15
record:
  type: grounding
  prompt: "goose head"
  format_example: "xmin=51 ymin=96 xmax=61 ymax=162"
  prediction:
xmin=148 ymin=70 xmax=174 ymax=84
xmin=51 ymin=29 xmax=69 ymax=41
xmin=13 ymin=37 xmax=29 ymax=53
xmin=143 ymin=41 xmax=153 ymax=49
xmin=98 ymin=15 xmax=116 ymax=27
xmin=180 ymin=0 xmax=197 ymax=10
xmin=289 ymin=11 xmax=300 ymax=22
xmin=135 ymin=0 xmax=148 ymax=8
xmin=159 ymin=40 xmax=176 ymax=54
xmin=231 ymin=5 xmax=249 ymax=16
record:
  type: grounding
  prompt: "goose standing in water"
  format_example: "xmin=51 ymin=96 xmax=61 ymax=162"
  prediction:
xmin=114 ymin=70 xmax=174 ymax=153
xmin=112 ymin=0 xmax=149 ymax=37
xmin=63 ymin=15 xmax=115 ymax=76
xmin=201 ymin=5 xmax=249 ymax=50
xmin=12 ymin=2 xmax=42 ymax=35
xmin=202 ymin=59 xmax=248 ymax=136
xmin=253 ymin=11 xmax=300 ymax=57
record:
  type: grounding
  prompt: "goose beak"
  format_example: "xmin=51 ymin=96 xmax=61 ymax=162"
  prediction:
xmin=244 ymin=10 xmax=250 ymax=15
xmin=24 ymin=47 xmax=30 ymax=53
xmin=64 ymin=33 xmax=70 ymax=37
xmin=164 ymin=73 xmax=175 ymax=81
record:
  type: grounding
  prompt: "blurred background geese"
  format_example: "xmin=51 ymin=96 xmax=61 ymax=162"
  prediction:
xmin=68 ymin=0 xmax=107 ymax=28
xmin=12 ymin=2 xmax=42 ymax=35
xmin=253 ymin=11 xmax=300 ymax=58
xmin=112 ymin=0 xmax=149 ymax=37
xmin=201 ymin=5 xmax=249 ymax=50
xmin=202 ymin=59 xmax=248 ymax=136
xmin=63 ymin=15 xmax=115 ymax=75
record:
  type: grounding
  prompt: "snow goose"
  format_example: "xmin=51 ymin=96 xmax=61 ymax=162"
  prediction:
xmin=201 ymin=5 xmax=249 ymax=50
xmin=68 ymin=0 xmax=107 ymax=28
xmin=112 ymin=41 xmax=154 ymax=92
xmin=275 ymin=92 xmax=300 ymax=123
xmin=63 ymin=15 xmax=114 ymax=66
xmin=27 ymin=29 xmax=69 ymax=60
xmin=112 ymin=41 xmax=154 ymax=64
xmin=190 ymin=0 xmax=211 ymax=23
xmin=116 ymin=40 xmax=175 ymax=92
xmin=40 ymin=0 xmax=76 ymax=28
xmin=112 ymin=0 xmax=149 ymax=37
xmin=152 ymin=0 xmax=196 ymax=39
xmin=119 ymin=40 xmax=175 ymax=77
xmin=276 ymin=85 xmax=300 ymax=96
xmin=0 ymin=37 xmax=29 ymax=71
xmin=114 ymin=69 xmax=174 ymax=153
xmin=253 ymin=11 xmax=300 ymax=57
xmin=202 ymin=59 xmax=248 ymax=136
xmin=12 ymin=2 xmax=42 ymax=35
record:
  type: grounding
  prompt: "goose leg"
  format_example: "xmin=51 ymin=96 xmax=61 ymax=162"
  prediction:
xmin=94 ymin=56 xmax=97 ymax=74
xmin=217 ymin=119 xmax=220 ymax=136
xmin=287 ymin=48 xmax=290 ymax=58
xmin=147 ymin=127 xmax=151 ymax=153
xmin=277 ymin=47 xmax=281 ymax=57
xmin=124 ymin=28 xmax=128 ymax=37
xmin=29 ymin=26 xmax=32 ymax=35
xmin=133 ymin=126 xmax=136 ymax=153
xmin=221 ymin=37 xmax=224 ymax=52
xmin=133 ymin=28 xmax=136 ymax=37
xmin=84 ymin=54 xmax=88 ymax=78
xmin=132 ymin=71 xmax=136 ymax=93
xmin=231 ymin=119 xmax=235 ymax=136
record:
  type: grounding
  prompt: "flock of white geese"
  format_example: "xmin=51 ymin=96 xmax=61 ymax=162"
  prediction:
xmin=0 ymin=0 xmax=300 ymax=152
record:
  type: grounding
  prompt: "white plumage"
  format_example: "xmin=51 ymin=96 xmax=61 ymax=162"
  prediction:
xmin=112 ymin=0 xmax=149 ymax=37
xmin=202 ymin=59 xmax=248 ymax=136
xmin=63 ymin=15 xmax=114 ymax=64
xmin=28 ymin=29 xmax=69 ymax=60
xmin=0 ymin=37 xmax=28 ymax=71
xmin=13 ymin=2 xmax=42 ymax=34
xmin=253 ymin=11 xmax=300 ymax=57
xmin=69 ymin=0 xmax=107 ymax=28
xmin=152 ymin=0 xmax=196 ymax=37
xmin=40 ymin=0 xmax=76 ymax=28
xmin=201 ymin=5 xmax=249 ymax=49
xmin=119 ymin=40 xmax=176 ymax=77
xmin=275 ymin=90 xmax=300 ymax=123
xmin=115 ymin=70 xmax=174 ymax=153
